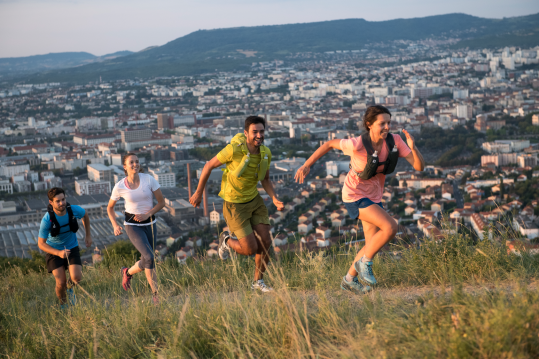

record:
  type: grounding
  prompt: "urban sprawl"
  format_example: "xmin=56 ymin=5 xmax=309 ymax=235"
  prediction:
xmin=1 ymin=43 xmax=539 ymax=263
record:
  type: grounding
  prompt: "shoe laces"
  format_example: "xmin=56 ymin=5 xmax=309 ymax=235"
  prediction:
xmin=365 ymin=261 xmax=374 ymax=276
xmin=256 ymin=280 xmax=270 ymax=289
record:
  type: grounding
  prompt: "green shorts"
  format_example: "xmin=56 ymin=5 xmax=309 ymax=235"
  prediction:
xmin=223 ymin=194 xmax=270 ymax=239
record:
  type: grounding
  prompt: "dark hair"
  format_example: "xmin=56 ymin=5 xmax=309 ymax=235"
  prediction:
xmin=48 ymin=187 xmax=65 ymax=201
xmin=122 ymin=152 xmax=145 ymax=175
xmin=363 ymin=105 xmax=392 ymax=131
xmin=244 ymin=116 xmax=266 ymax=131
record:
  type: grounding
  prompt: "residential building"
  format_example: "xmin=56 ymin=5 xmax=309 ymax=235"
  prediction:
xmin=75 ymin=180 xmax=111 ymax=195
xmin=87 ymin=164 xmax=113 ymax=183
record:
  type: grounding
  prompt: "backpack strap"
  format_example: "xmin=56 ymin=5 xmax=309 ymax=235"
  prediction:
xmin=360 ymin=132 xmax=375 ymax=155
xmin=66 ymin=203 xmax=79 ymax=234
xmin=47 ymin=204 xmax=61 ymax=237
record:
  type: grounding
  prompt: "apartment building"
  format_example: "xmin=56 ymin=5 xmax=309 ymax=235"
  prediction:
xmin=87 ymin=164 xmax=113 ymax=182
xmin=75 ymin=180 xmax=111 ymax=195
xmin=148 ymin=167 xmax=176 ymax=188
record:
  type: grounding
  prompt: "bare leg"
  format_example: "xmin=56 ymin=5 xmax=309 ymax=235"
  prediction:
xmin=125 ymin=261 xmax=158 ymax=293
xmin=252 ymin=224 xmax=272 ymax=281
xmin=68 ymin=264 xmax=83 ymax=285
xmin=145 ymin=268 xmax=158 ymax=293
xmin=348 ymin=221 xmax=380 ymax=277
xmin=52 ymin=268 xmax=67 ymax=303
xmin=227 ymin=224 xmax=272 ymax=281
xmin=346 ymin=204 xmax=397 ymax=276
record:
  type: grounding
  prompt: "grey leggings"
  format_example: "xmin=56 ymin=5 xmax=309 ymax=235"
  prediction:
xmin=125 ymin=223 xmax=157 ymax=269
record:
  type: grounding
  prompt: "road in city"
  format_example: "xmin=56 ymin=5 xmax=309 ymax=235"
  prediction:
xmin=453 ymin=180 xmax=464 ymax=209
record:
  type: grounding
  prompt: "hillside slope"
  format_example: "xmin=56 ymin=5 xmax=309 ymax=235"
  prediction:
xmin=0 ymin=50 xmax=134 ymax=76
xmin=16 ymin=12 xmax=539 ymax=82
xmin=1 ymin=231 xmax=539 ymax=358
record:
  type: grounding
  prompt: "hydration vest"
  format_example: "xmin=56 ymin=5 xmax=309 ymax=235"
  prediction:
xmin=221 ymin=133 xmax=269 ymax=182
xmin=349 ymin=132 xmax=399 ymax=180
xmin=48 ymin=203 xmax=79 ymax=237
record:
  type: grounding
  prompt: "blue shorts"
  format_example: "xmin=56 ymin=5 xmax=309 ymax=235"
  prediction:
xmin=344 ymin=198 xmax=384 ymax=219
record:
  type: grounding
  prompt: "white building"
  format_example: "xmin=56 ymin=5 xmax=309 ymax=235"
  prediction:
xmin=75 ymin=180 xmax=111 ymax=195
xmin=0 ymin=164 xmax=30 ymax=178
xmin=210 ymin=209 xmax=224 ymax=227
xmin=148 ymin=167 xmax=176 ymax=188
xmin=326 ymin=161 xmax=350 ymax=177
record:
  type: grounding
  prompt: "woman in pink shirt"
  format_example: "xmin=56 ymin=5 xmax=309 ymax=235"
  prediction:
xmin=295 ymin=105 xmax=425 ymax=294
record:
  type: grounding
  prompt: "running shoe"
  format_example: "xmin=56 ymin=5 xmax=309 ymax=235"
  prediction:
xmin=66 ymin=279 xmax=76 ymax=306
xmin=251 ymin=279 xmax=274 ymax=293
xmin=66 ymin=287 xmax=77 ymax=306
xmin=218 ymin=231 xmax=231 ymax=260
xmin=60 ymin=303 xmax=69 ymax=311
xmin=340 ymin=276 xmax=371 ymax=294
xmin=354 ymin=258 xmax=377 ymax=286
xmin=152 ymin=293 xmax=159 ymax=306
xmin=121 ymin=267 xmax=132 ymax=291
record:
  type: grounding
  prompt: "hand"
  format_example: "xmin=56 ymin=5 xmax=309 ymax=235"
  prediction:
xmin=294 ymin=165 xmax=311 ymax=184
xmin=133 ymin=213 xmax=150 ymax=222
xmin=273 ymin=197 xmax=285 ymax=211
xmin=58 ymin=248 xmax=70 ymax=258
xmin=189 ymin=191 xmax=203 ymax=208
xmin=85 ymin=235 xmax=93 ymax=248
xmin=113 ymin=225 xmax=124 ymax=236
xmin=402 ymin=129 xmax=415 ymax=151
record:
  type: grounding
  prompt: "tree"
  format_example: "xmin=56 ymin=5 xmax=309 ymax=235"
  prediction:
xmin=499 ymin=176 xmax=505 ymax=200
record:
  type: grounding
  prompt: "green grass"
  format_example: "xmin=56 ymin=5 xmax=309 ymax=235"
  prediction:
xmin=1 ymin=225 xmax=539 ymax=358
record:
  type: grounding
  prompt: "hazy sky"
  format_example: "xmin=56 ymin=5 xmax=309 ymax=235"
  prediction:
xmin=1 ymin=0 xmax=538 ymax=58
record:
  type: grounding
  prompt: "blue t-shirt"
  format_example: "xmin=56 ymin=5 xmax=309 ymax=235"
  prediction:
xmin=39 ymin=205 xmax=86 ymax=250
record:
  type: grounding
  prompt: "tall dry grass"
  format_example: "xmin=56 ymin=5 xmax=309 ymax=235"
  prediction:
xmin=1 ymin=225 xmax=538 ymax=358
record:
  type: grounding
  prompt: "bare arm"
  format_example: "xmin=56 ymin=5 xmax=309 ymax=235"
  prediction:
xmin=402 ymin=129 xmax=425 ymax=171
xmin=81 ymin=212 xmax=92 ymax=248
xmin=133 ymin=188 xmax=166 ymax=222
xmin=107 ymin=199 xmax=123 ymax=236
xmin=38 ymin=236 xmax=65 ymax=257
xmin=189 ymin=156 xmax=224 ymax=208
xmin=261 ymin=167 xmax=284 ymax=211
xmin=294 ymin=139 xmax=342 ymax=184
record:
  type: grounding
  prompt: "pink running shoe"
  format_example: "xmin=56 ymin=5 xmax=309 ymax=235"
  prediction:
xmin=121 ymin=267 xmax=132 ymax=291
xmin=152 ymin=293 xmax=159 ymax=306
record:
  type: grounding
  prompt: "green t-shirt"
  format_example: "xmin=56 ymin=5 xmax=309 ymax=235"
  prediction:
xmin=217 ymin=143 xmax=272 ymax=203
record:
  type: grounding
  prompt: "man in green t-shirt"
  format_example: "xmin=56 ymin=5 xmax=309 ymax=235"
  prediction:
xmin=189 ymin=116 xmax=284 ymax=293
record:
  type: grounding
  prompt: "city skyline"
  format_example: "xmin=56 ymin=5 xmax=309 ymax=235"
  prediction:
xmin=1 ymin=0 xmax=538 ymax=58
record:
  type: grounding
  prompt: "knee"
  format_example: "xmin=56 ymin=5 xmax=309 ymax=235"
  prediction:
xmin=243 ymin=239 xmax=258 ymax=256
xmin=140 ymin=252 xmax=155 ymax=269
xmin=385 ymin=220 xmax=398 ymax=238
xmin=56 ymin=279 xmax=67 ymax=289
xmin=72 ymin=274 xmax=82 ymax=284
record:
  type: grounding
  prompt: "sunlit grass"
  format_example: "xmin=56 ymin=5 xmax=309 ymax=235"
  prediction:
xmin=1 ymin=223 xmax=538 ymax=358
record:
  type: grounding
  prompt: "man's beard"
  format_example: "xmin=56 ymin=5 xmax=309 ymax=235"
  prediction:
xmin=249 ymin=137 xmax=263 ymax=147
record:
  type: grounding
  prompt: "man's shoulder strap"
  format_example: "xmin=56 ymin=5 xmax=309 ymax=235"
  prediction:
xmin=361 ymin=132 xmax=374 ymax=155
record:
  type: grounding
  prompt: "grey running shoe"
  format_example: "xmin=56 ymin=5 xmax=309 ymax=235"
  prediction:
xmin=354 ymin=258 xmax=377 ymax=286
xmin=251 ymin=279 xmax=274 ymax=293
xmin=218 ymin=231 xmax=231 ymax=260
xmin=340 ymin=276 xmax=371 ymax=294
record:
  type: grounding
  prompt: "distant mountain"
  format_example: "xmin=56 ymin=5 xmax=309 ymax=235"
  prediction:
xmin=0 ymin=50 xmax=134 ymax=77
xmin=12 ymin=13 xmax=539 ymax=82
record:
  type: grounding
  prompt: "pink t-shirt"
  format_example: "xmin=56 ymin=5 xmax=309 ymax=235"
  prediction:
xmin=340 ymin=134 xmax=411 ymax=203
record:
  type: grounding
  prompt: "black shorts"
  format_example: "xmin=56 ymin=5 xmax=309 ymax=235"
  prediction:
xmin=46 ymin=246 xmax=82 ymax=273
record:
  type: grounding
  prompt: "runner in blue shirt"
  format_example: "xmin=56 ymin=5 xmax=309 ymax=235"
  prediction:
xmin=38 ymin=187 xmax=92 ymax=308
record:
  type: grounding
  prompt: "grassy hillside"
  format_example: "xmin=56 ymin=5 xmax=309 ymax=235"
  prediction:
xmin=19 ymin=12 xmax=539 ymax=82
xmin=1 ymin=223 xmax=538 ymax=358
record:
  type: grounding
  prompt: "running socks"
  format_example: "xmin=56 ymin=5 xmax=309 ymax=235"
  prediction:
xmin=345 ymin=273 xmax=355 ymax=282
xmin=362 ymin=256 xmax=372 ymax=262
